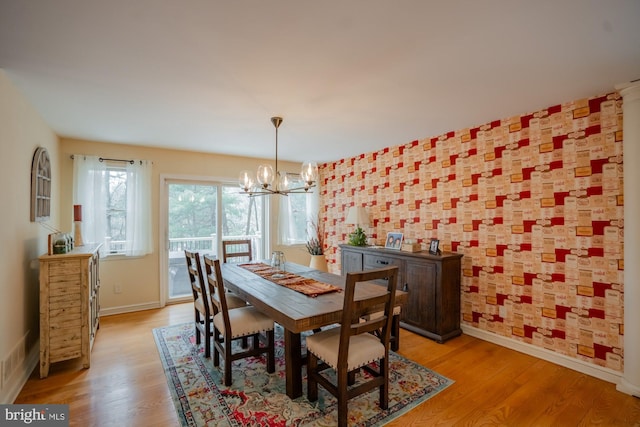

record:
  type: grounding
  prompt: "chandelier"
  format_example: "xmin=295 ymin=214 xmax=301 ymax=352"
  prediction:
xmin=239 ymin=116 xmax=318 ymax=196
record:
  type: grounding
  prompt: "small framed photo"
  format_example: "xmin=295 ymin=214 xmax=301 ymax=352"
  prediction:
xmin=385 ymin=232 xmax=403 ymax=250
xmin=429 ymin=238 xmax=440 ymax=255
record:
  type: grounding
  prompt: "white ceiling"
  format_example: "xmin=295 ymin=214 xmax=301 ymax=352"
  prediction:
xmin=1 ymin=1 xmax=639 ymax=164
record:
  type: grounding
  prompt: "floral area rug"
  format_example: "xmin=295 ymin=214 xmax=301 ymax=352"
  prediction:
xmin=153 ymin=323 xmax=453 ymax=426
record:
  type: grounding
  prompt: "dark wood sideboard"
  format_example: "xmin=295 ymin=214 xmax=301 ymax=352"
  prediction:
xmin=339 ymin=244 xmax=463 ymax=343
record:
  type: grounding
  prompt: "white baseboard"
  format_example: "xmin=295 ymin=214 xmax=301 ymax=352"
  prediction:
xmin=1 ymin=339 xmax=39 ymax=404
xmin=0 ymin=302 xmax=161 ymax=403
xmin=100 ymin=301 xmax=162 ymax=317
xmin=461 ymin=324 xmax=623 ymax=385
xmin=617 ymin=378 xmax=640 ymax=398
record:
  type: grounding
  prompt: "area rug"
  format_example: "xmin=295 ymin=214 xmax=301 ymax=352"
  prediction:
xmin=153 ymin=323 xmax=453 ymax=426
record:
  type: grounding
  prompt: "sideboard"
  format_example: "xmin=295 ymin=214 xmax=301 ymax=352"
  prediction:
xmin=340 ymin=244 xmax=463 ymax=343
xmin=39 ymin=243 xmax=102 ymax=378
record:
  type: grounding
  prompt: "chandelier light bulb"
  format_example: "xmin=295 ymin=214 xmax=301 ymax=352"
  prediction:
xmin=239 ymin=170 xmax=255 ymax=191
xmin=257 ymin=164 xmax=274 ymax=188
xmin=301 ymin=161 xmax=318 ymax=184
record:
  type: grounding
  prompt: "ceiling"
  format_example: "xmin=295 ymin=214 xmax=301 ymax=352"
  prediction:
xmin=1 ymin=1 xmax=639 ymax=164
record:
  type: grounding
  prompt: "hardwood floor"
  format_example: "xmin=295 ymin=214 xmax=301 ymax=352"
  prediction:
xmin=16 ymin=303 xmax=640 ymax=426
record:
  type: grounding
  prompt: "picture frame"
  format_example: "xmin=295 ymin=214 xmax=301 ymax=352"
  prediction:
xmin=385 ymin=232 xmax=403 ymax=250
xmin=429 ymin=238 xmax=440 ymax=255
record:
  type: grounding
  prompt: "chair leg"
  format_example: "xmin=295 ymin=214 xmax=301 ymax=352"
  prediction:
xmin=337 ymin=366 xmax=349 ymax=427
xmin=204 ymin=318 xmax=211 ymax=358
xmin=307 ymin=353 xmax=318 ymax=402
xmin=194 ymin=311 xmax=201 ymax=345
xmin=266 ymin=330 xmax=275 ymax=373
xmin=348 ymin=370 xmax=356 ymax=385
xmin=391 ymin=313 xmax=400 ymax=352
xmin=213 ymin=327 xmax=220 ymax=367
xmin=224 ymin=338 xmax=233 ymax=386
xmin=379 ymin=356 xmax=389 ymax=409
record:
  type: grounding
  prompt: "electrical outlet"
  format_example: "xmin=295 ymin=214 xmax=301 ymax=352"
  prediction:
xmin=114 ymin=283 xmax=122 ymax=293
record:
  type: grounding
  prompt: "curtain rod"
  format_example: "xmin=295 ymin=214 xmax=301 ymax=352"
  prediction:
xmin=70 ymin=154 xmax=135 ymax=164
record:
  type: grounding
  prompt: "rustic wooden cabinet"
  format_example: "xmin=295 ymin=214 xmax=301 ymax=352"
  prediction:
xmin=39 ymin=243 xmax=102 ymax=378
xmin=340 ymin=244 xmax=463 ymax=343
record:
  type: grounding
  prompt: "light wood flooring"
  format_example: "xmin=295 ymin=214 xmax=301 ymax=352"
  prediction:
xmin=15 ymin=303 xmax=640 ymax=426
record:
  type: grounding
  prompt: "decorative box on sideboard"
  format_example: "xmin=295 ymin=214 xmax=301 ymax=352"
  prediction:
xmin=339 ymin=244 xmax=463 ymax=343
xmin=39 ymin=243 xmax=102 ymax=378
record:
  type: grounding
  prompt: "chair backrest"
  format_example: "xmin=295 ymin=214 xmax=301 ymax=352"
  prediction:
xmin=185 ymin=250 xmax=210 ymax=315
xmin=338 ymin=266 xmax=398 ymax=363
xmin=222 ymin=239 xmax=252 ymax=264
xmin=203 ymin=255 xmax=232 ymax=334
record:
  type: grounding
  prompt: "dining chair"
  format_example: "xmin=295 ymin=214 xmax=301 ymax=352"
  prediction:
xmin=221 ymin=239 xmax=252 ymax=264
xmin=185 ymin=250 xmax=247 ymax=358
xmin=203 ymin=255 xmax=276 ymax=386
xmin=306 ymin=266 xmax=398 ymax=427
xmin=184 ymin=249 xmax=214 ymax=358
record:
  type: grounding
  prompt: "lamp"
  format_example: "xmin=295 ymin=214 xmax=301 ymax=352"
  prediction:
xmin=346 ymin=206 xmax=370 ymax=228
xmin=239 ymin=116 xmax=318 ymax=197
xmin=346 ymin=206 xmax=369 ymax=246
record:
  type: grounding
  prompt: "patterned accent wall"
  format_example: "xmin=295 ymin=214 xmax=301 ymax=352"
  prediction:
xmin=320 ymin=92 xmax=624 ymax=372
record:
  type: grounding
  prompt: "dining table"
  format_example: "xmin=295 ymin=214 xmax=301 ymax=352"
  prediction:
xmin=220 ymin=260 xmax=406 ymax=399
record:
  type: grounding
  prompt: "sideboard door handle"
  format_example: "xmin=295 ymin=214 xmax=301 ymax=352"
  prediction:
xmin=403 ymin=283 xmax=408 ymax=292
xmin=377 ymin=260 xmax=389 ymax=265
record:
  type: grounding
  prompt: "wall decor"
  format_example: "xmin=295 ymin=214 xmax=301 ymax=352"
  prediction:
xmin=31 ymin=146 xmax=51 ymax=222
xmin=385 ymin=232 xmax=403 ymax=250
xmin=321 ymin=92 xmax=624 ymax=373
xmin=429 ymin=238 xmax=440 ymax=255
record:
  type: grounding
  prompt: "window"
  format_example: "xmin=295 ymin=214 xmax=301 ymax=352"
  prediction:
xmin=73 ymin=155 xmax=152 ymax=257
xmin=105 ymin=166 xmax=127 ymax=254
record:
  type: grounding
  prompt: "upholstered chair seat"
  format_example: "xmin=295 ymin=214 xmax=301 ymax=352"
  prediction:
xmin=213 ymin=306 xmax=273 ymax=340
xmin=306 ymin=327 xmax=385 ymax=371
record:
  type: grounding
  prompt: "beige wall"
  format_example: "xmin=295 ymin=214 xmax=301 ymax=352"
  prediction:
xmin=59 ymin=138 xmax=311 ymax=312
xmin=0 ymin=71 xmax=60 ymax=402
xmin=1 ymin=69 xmax=311 ymax=401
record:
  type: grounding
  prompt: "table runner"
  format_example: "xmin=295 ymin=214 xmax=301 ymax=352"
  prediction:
xmin=239 ymin=263 xmax=342 ymax=297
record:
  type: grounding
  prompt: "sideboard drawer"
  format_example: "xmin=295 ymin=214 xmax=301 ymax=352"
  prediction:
xmin=363 ymin=254 xmax=403 ymax=270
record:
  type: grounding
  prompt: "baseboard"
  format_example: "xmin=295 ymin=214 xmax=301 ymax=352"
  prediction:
xmin=0 ymin=339 xmax=39 ymax=404
xmin=100 ymin=301 xmax=162 ymax=316
xmin=617 ymin=378 xmax=640 ymax=398
xmin=460 ymin=324 xmax=623 ymax=385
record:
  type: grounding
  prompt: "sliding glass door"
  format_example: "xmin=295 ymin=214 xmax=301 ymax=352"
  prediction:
xmin=163 ymin=179 xmax=265 ymax=302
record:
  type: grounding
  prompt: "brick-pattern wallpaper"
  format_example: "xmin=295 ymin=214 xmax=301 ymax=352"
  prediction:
xmin=320 ymin=92 xmax=624 ymax=372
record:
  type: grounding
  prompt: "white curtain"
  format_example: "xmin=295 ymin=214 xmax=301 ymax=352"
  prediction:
xmin=125 ymin=160 xmax=153 ymax=256
xmin=278 ymin=186 xmax=320 ymax=245
xmin=73 ymin=155 xmax=108 ymax=256
xmin=73 ymin=155 xmax=152 ymax=256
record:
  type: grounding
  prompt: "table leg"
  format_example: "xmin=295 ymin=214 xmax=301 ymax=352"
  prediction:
xmin=284 ymin=329 xmax=302 ymax=399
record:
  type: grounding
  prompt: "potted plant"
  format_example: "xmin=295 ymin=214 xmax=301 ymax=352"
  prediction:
xmin=348 ymin=226 xmax=367 ymax=246
xmin=306 ymin=217 xmax=328 ymax=271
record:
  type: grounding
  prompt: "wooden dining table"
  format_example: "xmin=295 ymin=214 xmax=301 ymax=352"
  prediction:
xmin=220 ymin=261 xmax=406 ymax=399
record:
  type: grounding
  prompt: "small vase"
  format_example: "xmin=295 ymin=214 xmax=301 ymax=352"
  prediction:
xmin=309 ymin=254 xmax=328 ymax=272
